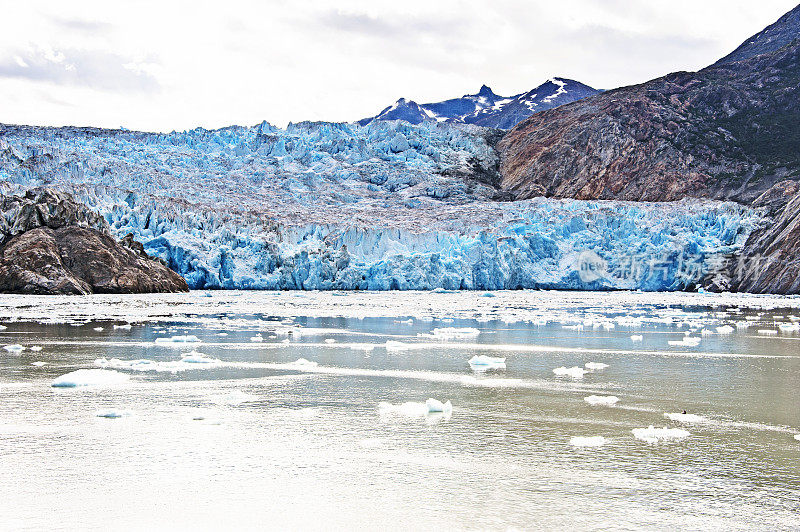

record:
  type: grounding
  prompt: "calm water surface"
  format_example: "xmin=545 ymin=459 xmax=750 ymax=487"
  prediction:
xmin=0 ymin=291 xmax=798 ymax=530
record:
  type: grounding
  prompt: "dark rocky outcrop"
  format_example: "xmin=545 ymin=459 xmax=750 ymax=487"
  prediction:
xmin=715 ymin=4 xmax=800 ymax=65
xmin=0 ymin=188 xmax=188 ymax=294
xmin=730 ymin=189 xmax=800 ymax=294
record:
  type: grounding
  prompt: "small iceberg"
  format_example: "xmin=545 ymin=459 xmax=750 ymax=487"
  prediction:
xmin=668 ymin=337 xmax=701 ymax=347
xmin=757 ymin=329 xmax=778 ymax=335
xmin=95 ymin=409 xmax=133 ymax=419
xmin=180 ymin=351 xmax=219 ymax=364
xmin=570 ymin=436 xmax=607 ymax=447
xmin=30 ymin=346 xmax=43 ymax=352
xmin=3 ymin=344 xmax=25 ymax=353
xmin=324 ymin=338 xmax=337 ymax=344
xmin=468 ymin=355 xmax=506 ymax=371
xmin=630 ymin=335 xmax=643 ymax=342
xmin=664 ymin=412 xmax=707 ymax=423
xmin=31 ymin=361 xmax=46 ymax=367
xmin=93 ymin=327 xmax=104 ymax=332
xmin=553 ymin=366 xmax=588 ymax=379
xmin=52 ymin=369 xmax=130 ymax=388
xmin=154 ymin=335 xmax=201 ymax=345
xmin=716 ymin=325 xmax=735 ymax=335
xmin=425 ymin=398 xmax=453 ymax=414
xmin=250 ymin=334 xmax=264 ymax=342
xmin=113 ymin=324 xmax=133 ymax=330
xmin=632 ymin=426 xmax=690 ymax=443
xmin=585 ymin=362 xmax=609 ymax=370
xmin=794 ymin=434 xmax=800 ymax=441
xmin=584 ymin=395 xmax=619 ymax=406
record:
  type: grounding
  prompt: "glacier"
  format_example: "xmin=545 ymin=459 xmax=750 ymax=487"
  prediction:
xmin=0 ymin=119 xmax=764 ymax=291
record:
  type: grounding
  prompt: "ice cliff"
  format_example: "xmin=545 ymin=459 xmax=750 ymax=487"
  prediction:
xmin=0 ymin=120 xmax=763 ymax=290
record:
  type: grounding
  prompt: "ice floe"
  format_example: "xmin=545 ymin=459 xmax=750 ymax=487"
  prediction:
xmin=51 ymin=369 xmax=130 ymax=388
xmin=93 ymin=327 xmax=104 ymax=332
xmin=95 ymin=351 xmax=222 ymax=372
xmin=664 ymin=412 xmax=707 ymax=423
xmin=630 ymin=335 xmax=643 ymax=342
xmin=584 ymin=362 xmax=609 ymax=370
xmin=570 ymin=436 xmax=607 ymax=447
xmin=716 ymin=325 xmax=735 ymax=335
xmin=250 ymin=334 xmax=264 ymax=342
xmin=668 ymin=337 xmax=701 ymax=347
xmin=31 ymin=361 xmax=46 ymax=367
xmin=95 ymin=409 xmax=133 ymax=418
xmin=795 ymin=434 xmax=800 ymax=441
xmin=29 ymin=346 xmax=43 ymax=352
xmin=553 ymin=366 xmax=588 ymax=379
xmin=378 ymin=398 xmax=452 ymax=419
xmin=385 ymin=340 xmax=412 ymax=351
xmin=632 ymin=426 xmax=691 ymax=443
xmin=113 ymin=323 xmax=133 ymax=330
xmin=584 ymin=395 xmax=619 ymax=406
xmin=468 ymin=355 xmax=506 ymax=371
xmin=3 ymin=344 xmax=24 ymax=353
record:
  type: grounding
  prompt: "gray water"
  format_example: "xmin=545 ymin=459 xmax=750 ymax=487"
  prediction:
xmin=0 ymin=291 xmax=798 ymax=531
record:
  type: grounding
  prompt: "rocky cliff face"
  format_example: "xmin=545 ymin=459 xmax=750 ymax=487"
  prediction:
xmin=730 ymin=189 xmax=800 ymax=294
xmin=0 ymin=189 xmax=188 ymax=294
xmin=498 ymin=40 xmax=800 ymax=204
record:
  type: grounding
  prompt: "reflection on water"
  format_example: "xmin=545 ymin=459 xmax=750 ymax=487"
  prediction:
xmin=0 ymin=291 xmax=798 ymax=530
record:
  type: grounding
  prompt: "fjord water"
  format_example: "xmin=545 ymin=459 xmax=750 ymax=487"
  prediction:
xmin=0 ymin=291 xmax=798 ymax=530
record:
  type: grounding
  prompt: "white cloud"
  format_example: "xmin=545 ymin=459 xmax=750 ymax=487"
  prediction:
xmin=0 ymin=0 xmax=796 ymax=132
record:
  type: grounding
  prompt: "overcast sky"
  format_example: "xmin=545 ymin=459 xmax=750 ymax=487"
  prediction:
xmin=1 ymin=0 xmax=797 ymax=132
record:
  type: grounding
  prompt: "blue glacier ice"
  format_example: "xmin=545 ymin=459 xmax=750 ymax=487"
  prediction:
xmin=0 ymin=120 xmax=764 ymax=291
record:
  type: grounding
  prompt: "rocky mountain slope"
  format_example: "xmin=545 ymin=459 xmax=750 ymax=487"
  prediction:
xmin=359 ymin=78 xmax=600 ymax=129
xmin=498 ymin=34 xmax=800 ymax=205
xmin=0 ymin=189 xmax=188 ymax=294
xmin=715 ymin=4 xmax=800 ymax=65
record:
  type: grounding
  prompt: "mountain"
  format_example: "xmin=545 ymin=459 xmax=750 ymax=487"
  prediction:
xmin=358 ymin=78 xmax=600 ymax=129
xmin=498 ymin=8 xmax=800 ymax=205
xmin=715 ymin=4 xmax=800 ymax=65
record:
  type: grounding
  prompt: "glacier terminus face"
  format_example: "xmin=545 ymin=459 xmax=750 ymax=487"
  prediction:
xmin=0 ymin=120 xmax=763 ymax=290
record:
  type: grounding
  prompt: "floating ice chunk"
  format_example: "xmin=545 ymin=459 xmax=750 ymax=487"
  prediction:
xmin=379 ymin=399 xmax=452 ymax=419
xmin=795 ymin=434 xmax=800 ymax=441
xmin=0 ymin=325 xmax=6 ymax=330
xmin=51 ymin=369 xmax=130 ymax=388
xmin=632 ymin=426 xmax=690 ymax=443
xmin=324 ymin=338 xmax=336 ymax=344
xmin=3 ymin=344 xmax=25 ymax=353
xmin=29 ymin=346 xmax=43 ymax=352
xmin=281 ymin=339 xmax=291 ymax=344
xmin=664 ymin=412 xmax=706 ymax=423
xmin=562 ymin=324 xmax=584 ymax=331
xmin=250 ymin=334 xmax=264 ymax=342
xmin=430 ymin=327 xmax=480 ymax=340
xmin=735 ymin=321 xmax=750 ymax=330
xmin=425 ymin=398 xmax=453 ymax=413
xmin=385 ymin=340 xmax=411 ymax=351
xmin=584 ymin=395 xmax=619 ymax=406
xmin=570 ymin=436 xmax=607 ymax=447
xmin=31 ymin=361 xmax=46 ymax=367
xmin=180 ymin=351 xmax=219 ymax=364
xmin=757 ymin=329 xmax=777 ymax=335
xmin=716 ymin=325 xmax=735 ymax=335
xmin=95 ymin=409 xmax=133 ymax=418
xmin=480 ymin=292 xmax=495 ymax=298
xmin=93 ymin=327 xmax=104 ymax=332
xmin=700 ymin=329 xmax=714 ymax=336
xmin=155 ymin=335 xmax=201 ymax=345
xmin=113 ymin=324 xmax=132 ymax=330
xmin=630 ymin=335 xmax=643 ymax=342
xmin=553 ymin=366 xmax=588 ymax=379
xmin=778 ymin=323 xmax=800 ymax=333
xmin=585 ymin=362 xmax=609 ymax=370
xmin=468 ymin=355 xmax=506 ymax=370
xmin=668 ymin=337 xmax=701 ymax=347
xmin=217 ymin=332 xmax=229 ymax=337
